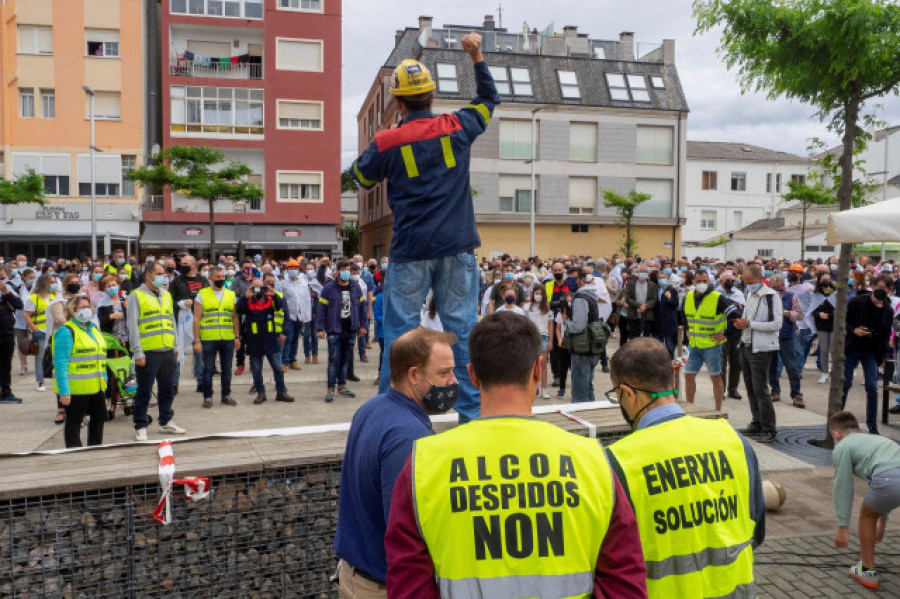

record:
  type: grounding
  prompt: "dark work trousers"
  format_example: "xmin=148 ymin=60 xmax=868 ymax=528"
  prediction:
xmin=558 ymin=347 xmax=571 ymax=393
xmin=133 ymin=350 xmax=176 ymax=430
xmin=0 ymin=336 xmax=14 ymax=398
xmin=618 ymin=315 xmax=630 ymax=345
xmin=549 ymin=324 xmax=563 ymax=380
xmin=741 ymin=345 xmax=775 ymax=435
xmin=721 ymin=336 xmax=742 ymax=394
xmin=64 ymin=391 xmax=106 ymax=448
xmin=235 ymin=320 xmax=250 ymax=367
xmin=626 ymin=318 xmax=650 ymax=340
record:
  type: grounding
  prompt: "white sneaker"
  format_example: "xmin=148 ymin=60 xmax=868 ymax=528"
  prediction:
xmin=135 ymin=428 xmax=148 ymax=442
xmin=542 ymin=389 xmax=550 ymax=399
xmin=36 ymin=383 xmax=46 ymax=392
xmin=159 ymin=421 xmax=186 ymax=434
xmin=818 ymin=373 xmax=829 ymax=384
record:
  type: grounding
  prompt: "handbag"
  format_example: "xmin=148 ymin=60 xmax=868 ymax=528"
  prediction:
xmin=19 ymin=334 xmax=38 ymax=356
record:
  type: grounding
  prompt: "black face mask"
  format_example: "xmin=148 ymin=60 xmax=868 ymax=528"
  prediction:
xmin=789 ymin=273 xmax=800 ymax=283
xmin=723 ymin=280 xmax=734 ymax=291
xmin=212 ymin=279 xmax=225 ymax=289
xmin=368 ymin=264 xmax=376 ymax=272
xmin=553 ymin=272 xmax=564 ymax=281
xmin=178 ymin=264 xmax=191 ymax=275
xmin=165 ymin=266 xmax=175 ymax=274
xmin=874 ymin=288 xmax=888 ymax=301
xmin=66 ymin=283 xmax=81 ymax=294
xmin=419 ymin=378 xmax=459 ymax=414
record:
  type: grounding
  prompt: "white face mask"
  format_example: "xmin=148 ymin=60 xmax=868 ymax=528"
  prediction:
xmin=695 ymin=283 xmax=709 ymax=294
xmin=585 ymin=274 xmax=594 ymax=284
xmin=200 ymin=270 xmax=209 ymax=278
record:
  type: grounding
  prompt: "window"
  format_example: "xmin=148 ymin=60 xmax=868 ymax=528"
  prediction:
xmin=247 ymin=174 xmax=263 ymax=210
xmin=78 ymin=182 xmax=121 ymax=196
xmin=650 ymin=76 xmax=665 ymax=89
xmin=277 ymin=171 xmax=322 ymax=202
xmin=13 ymin=154 xmax=70 ymax=196
xmin=757 ymin=249 xmax=774 ymax=258
xmin=499 ymin=175 xmax=535 ymax=213
xmin=40 ymin=89 xmax=55 ymax=118
xmin=701 ymin=170 xmax=717 ymax=190
xmin=171 ymin=0 xmax=262 ymax=18
xmin=487 ymin=66 xmax=532 ymax=96
xmin=557 ymin=70 xmax=581 ymax=99
xmin=78 ymin=154 xmax=123 ymax=197
xmin=18 ymin=25 xmax=53 ymax=55
xmin=776 ymin=173 xmax=782 ymax=193
xmin=19 ymin=89 xmax=35 ymax=118
xmin=499 ymin=119 xmax=535 ymax=160
xmin=86 ymin=92 xmax=122 ymax=120
xmin=435 ymin=63 xmax=458 ymax=93
xmin=44 ymin=175 xmax=70 ymax=196
xmin=170 ymin=86 xmax=264 ymax=136
xmin=278 ymin=0 xmax=322 ymax=11
xmin=791 ymin=174 xmax=807 ymax=186
xmin=606 ymin=73 xmax=651 ymax=102
xmin=569 ymin=122 xmax=597 ymax=162
xmin=568 ymin=177 xmax=596 ymax=215
xmin=571 ymin=224 xmax=589 ymax=233
xmin=636 ymin=126 xmax=673 ymax=165
xmin=634 ymin=179 xmax=674 ymax=218
xmin=733 ymin=210 xmax=743 ymax=230
xmin=85 ymin=30 xmax=120 ymax=57
xmin=766 ymin=173 xmax=772 ymax=193
xmin=730 ymin=172 xmax=746 ymax=191
xmin=700 ymin=210 xmax=716 ymax=230
xmin=277 ymin=100 xmax=322 ymax=129
xmin=121 ymin=155 xmax=136 ymax=197
xmin=276 ymin=38 xmax=323 ymax=72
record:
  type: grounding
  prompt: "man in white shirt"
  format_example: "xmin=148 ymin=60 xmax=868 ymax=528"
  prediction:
xmin=278 ymin=259 xmax=311 ymax=372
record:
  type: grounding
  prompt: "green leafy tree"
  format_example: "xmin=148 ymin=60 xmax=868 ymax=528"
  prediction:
xmin=694 ymin=0 xmax=900 ymax=445
xmin=343 ymin=224 xmax=360 ymax=255
xmin=782 ymin=178 xmax=837 ymax=257
xmin=341 ymin=167 xmax=359 ymax=193
xmin=0 ymin=169 xmax=47 ymax=206
xmin=603 ymin=189 xmax=651 ymax=256
xmin=129 ymin=146 xmax=263 ymax=258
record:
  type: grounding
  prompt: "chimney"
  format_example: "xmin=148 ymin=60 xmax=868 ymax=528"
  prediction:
xmin=483 ymin=15 xmax=495 ymax=31
xmin=418 ymin=15 xmax=433 ymax=32
xmin=618 ymin=31 xmax=634 ymax=61
xmin=395 ymin=30 xmax=405 ymax=46
xmin=563 ymin=25 xmax=578 ymax=37
xmin=662 ymin=39 xmax=675 ymax=65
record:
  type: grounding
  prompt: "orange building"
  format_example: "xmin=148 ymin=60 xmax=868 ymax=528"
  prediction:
xmin=0 ymin=0 xmax=145 ymax=259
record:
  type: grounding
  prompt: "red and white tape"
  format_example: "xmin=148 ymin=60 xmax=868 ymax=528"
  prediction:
xmin=153 ymin=441 xmax=211 ymax=524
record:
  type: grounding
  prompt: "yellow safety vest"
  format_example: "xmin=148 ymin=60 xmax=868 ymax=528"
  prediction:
xmin=29 ymin=292 xmax=55 ymax=330
xmin=133 ymin=289 xmax=175 ymax=351
xmin=106 ymin=262 xmax=132 ymax=279
xmin=608 ymin=416 xmax=756 ymax=598
xmin=53 ymin=321 xmax=107 ymax=395
xmin=412 ymin=418 xmax=615 ymax=599
xmin=197 ymin=287 xmax=236 ymax=341
xmin=684 ymin=290 xmax=726 ymax=349
xmin=273 ymin=290 xmax=284 ymax=334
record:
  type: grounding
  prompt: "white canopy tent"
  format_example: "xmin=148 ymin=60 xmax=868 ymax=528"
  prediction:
xmin=827 ymin=197 xmax=900 ymax=243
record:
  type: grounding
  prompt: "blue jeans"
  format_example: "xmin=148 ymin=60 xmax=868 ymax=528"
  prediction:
xmin=570 ymin=353 xmax=600 ymax=403
xmin=327 ymin=332 xmax=355 ymax=389
xmin=281 ymin=319 xmax=302 ymax=366
xmin=378 ymin=252 xmax=481 ymax=423
xmin=133 ymin=350 xmax=175 ymax=430
xmin=303 ymin=321 xmax=318 ymax=357
xmin=33 ymin=331 xmax=47 ymax=384
xmin=201 ymin=340 xmax=234 ymax=399
xmin=250 ymin=351 xmax=286 ymax=395
xmin=173 ymin=349 xmax=203 ymax=390
xmin=769 ymin=335 xmax=802 ymax=398
xmin=359 ymin=319 xmax=369 ymax=358
xmin=796 ymin=328 xmax=814 ymax=370
xmin=842 ymin=351 xmax=880 ymax=432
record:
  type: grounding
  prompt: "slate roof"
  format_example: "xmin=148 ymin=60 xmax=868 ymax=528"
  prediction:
xmin=385 ymin=28 xmax=689 ymax=113
xmin=706 ymin=216 xmax=828 ymax=242
xmin=687 ymin=141 xmax=808 ymax=164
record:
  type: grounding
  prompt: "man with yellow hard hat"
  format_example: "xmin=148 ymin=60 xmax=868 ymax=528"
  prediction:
xmin=352 ymin=33 xmax=500 ymax=424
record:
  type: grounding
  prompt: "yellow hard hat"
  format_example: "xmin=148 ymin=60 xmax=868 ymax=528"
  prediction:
xmin=390 ymin=59 xmax=436 ymax=96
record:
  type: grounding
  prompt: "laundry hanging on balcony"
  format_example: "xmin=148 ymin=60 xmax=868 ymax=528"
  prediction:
xmin=181 ymin=50 xmax=253 ymax=72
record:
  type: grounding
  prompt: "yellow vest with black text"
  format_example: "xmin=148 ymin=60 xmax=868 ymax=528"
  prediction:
xmin=684 ymin=290 xmax=726 ymax=349
xmin=412 ymin=418 xmax=615 ymax=599
xmin=53 ymin=321 xmax=107 ymax=395
xmin=273 ymin=290 xmax=284 ymax=334
xmin=29 ymin=292 xmax=55 ymax=330
xmin=608 ymin=416 xmax=755 ymax=598
xmin=133 ymin=289 xmax=175 ymax=351
xmin=197 ymin=287 xmax=236 ymax=341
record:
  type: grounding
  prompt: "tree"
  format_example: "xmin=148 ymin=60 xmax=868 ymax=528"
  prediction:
xmin=341 ymin=167 xmax=359 ymax=193
xmin=694 ymin=0 xmax=900 ymax=446
xmin=0 ymin=170 xmax=47 ymax=206
xmin=129 ymin=146 xmax=263 ymax=258
xmin=603 ymin=189 xmax=651 ymax=256
xmin=782 ymin=178 xmax=837 ymax=256
xmin=343 ymin=224 xmax=360 ymax=255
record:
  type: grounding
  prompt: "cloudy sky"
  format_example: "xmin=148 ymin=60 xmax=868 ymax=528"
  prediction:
xmin=339 ymin=0 xmax=900 ymax=167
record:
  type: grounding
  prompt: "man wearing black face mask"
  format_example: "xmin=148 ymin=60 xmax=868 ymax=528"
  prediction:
xmin=606 ymin=337 xmax=765 ymax=598
xmin=842 ymin=274 xmax=895 ymax=434
xmin=334 ymin=328 xmax=457 ymax=594
xmin=231 ymin=258 xmax=257 ymax=375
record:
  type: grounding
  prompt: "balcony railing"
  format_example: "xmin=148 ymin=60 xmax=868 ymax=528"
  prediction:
xmin=170 ymin=58 xmax=262 ymax=80
xmin=172 ymin=195 xmax=264 ymax=213
xmin=143 ymin=195 xmax=163 ymax=212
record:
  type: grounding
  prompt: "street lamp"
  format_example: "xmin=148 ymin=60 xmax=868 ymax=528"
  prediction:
xmin=82 ymin=85 xmax=97 ymax=260
xmin=529 ymin=106 xmax=542 ymax=257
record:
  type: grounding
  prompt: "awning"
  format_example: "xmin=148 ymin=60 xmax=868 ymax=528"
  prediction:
xmin=241 ymin=224 xmax=340 ymax=250
xmin=827 ymin=197 xmax=900 ymax=244
xmin=140 ymin=223 xmax=243 ymax=249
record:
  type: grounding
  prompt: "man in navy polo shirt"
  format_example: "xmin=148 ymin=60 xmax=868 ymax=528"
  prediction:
xmin=334 ymin=327 xmax=458 ymax=597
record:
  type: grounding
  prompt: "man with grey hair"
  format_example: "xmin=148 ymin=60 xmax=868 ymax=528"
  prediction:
xmin=717 ymin=270 xmax=746 ymax=400
xmin=767 ymin=274 xmax=805 ymax=408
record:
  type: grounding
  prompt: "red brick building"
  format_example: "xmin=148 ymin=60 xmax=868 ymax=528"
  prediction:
xmin=142 ymin=0 xmax=341 ymax=257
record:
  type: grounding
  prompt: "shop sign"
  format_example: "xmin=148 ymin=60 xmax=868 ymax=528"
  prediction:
xmin=35 ymin=206 xmax=80 ymax=220
xmin=182 ymin=227 xmax=204 ymax=237
xmin=281 ymin=228 xmax=302 ymax=238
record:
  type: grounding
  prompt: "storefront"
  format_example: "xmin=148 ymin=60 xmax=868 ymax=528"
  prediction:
xmin=140 ymin=223 xmax=341 ymax=259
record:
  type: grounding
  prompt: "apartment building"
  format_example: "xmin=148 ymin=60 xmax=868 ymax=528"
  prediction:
xmin=141 ymin=0 xmax=341 ymax=257
xmin=684 ymin=141 xmax=810 ymax=247
xmin=0 ymin=0 xmax=145 ymax=259
xmin=356 ymin=16 xmax=689 ymax=259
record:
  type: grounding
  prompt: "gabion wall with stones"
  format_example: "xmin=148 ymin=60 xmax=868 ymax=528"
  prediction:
xmin=0 ymin=461 xmax=342 ymax=598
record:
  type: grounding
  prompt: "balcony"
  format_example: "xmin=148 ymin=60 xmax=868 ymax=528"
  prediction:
xmin=143 ymin=195 xmax=163 ymax=212
xmin=170 ymin=57 xmax=262 ymax=80
xmin=172 ymin=195 xmax=264 ymax=213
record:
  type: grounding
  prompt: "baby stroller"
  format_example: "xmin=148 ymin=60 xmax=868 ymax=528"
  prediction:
xmin=103 ymin=333 xmax=139 ymax=421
